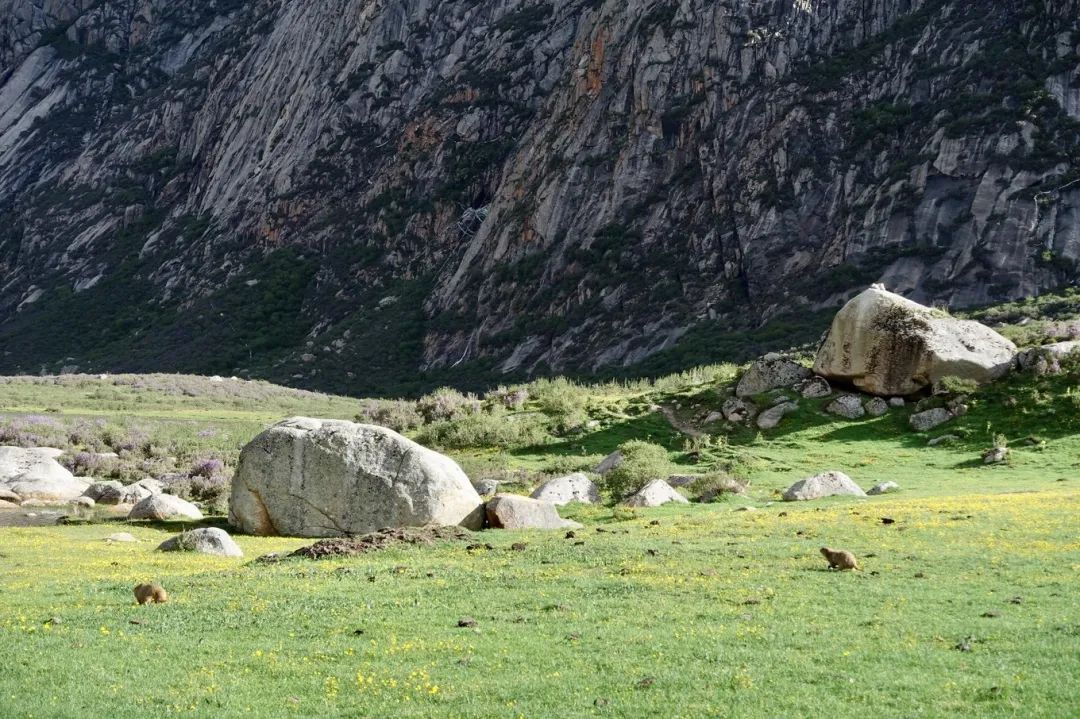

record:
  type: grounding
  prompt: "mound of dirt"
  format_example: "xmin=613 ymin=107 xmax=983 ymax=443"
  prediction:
xmin=288 ymin=525 xmax=473 ymax=559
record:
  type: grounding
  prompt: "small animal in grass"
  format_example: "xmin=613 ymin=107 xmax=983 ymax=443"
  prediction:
xmin=820 ymin=547 xmax=860 ymax=571
xmin=133 ymin=583 xmax=168 ymax=604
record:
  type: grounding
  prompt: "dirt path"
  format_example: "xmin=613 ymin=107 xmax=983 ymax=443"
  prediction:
xmin=659 ymin=405 xmax=705 ymax=439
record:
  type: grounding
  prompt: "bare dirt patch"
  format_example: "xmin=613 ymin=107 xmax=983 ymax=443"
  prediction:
xmin=287 ymin=526 xmax=473 ymax=559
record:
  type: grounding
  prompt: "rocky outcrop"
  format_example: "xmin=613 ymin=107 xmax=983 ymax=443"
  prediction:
xmin=485 ymin=494 xmax=581 ymax=530
xmin=0 ymin=446 xmax=88 ymax=501
xmin=815 ymin=287 xmax=1017 ymax=396
xmin=756 ymin=401 xmax=798 ymax=430
xmin=782 ymin=471 xmax=866 ymax=501
xmin=229 ymin=417 xmax=484 ymax=537
xmin=0 ymin=1 xmax=1075 ymax=393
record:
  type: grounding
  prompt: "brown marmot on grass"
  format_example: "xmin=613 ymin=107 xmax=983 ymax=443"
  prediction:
xmin=820 ymin=547 xmax=860 ymax=571
xmin=133 ymin=583 xmax=168 ymax=604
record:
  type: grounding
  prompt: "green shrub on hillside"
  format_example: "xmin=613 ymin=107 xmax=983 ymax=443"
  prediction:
xmin=416 ymin=409 xmax=549 ymax=451
xmin=603 ymin=440 xmax=672 ymax=499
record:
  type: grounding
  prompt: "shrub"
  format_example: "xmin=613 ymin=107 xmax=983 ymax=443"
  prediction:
xmin=935 ymin=376 xmax=979 ymax=395
xmin=603 ymin=440 xmax=672 ymax=499
xmin=688 ymin=472 xmax=748 ymax=502
xmin=356 ymin=399 xmax=423 ymax=432
xmin=486 ymin=386 xmax=529 ymax=410
xmin=416 ymin=410 xmax=549 ymax=451
xmin=542 ymin=455 xmax=598 ymax=475
xmin=190 ymin=457 xmax=225 ymax=478
xmin=529 ymin=377 xmax=590 ymax=433
xmin=60 ymin=451 xmax=112 ymax=477
xmin=416 ymin=387 xmax=482 ymax=423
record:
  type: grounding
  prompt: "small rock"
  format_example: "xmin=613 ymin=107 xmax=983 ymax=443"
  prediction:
xmin=888 ymin=397 xmax=905 ymax=407
xmin=756 ymin=401 xmax=798 ymax=430
xmin=796 ymin=376 xmax=832 ymax=399
xmin=928 ymin=435 xmax=959 ymax=446
xmin=157 ymin=527 xmax=243 ymax=557
xmin=982 ymin=447 xmax=1009 ymax=464
xmin=910 ymin=408 xmax=954 ymax=432
xmin=864 ymin=397 xmax=889 ymax=417
xmin=472 ymin=479 xmax=500 ymax=497
xmin=70 ymin=496 xmax=95 ymax=508
xmin=510 ymin=542 xmax=527 ymax=552
xmin=721 ymin=397 xmax=756 ymax=423
xmin=881 ymin=517 xmax=895 ymax=525
xmin=457 ymin=617 xmax=477 ymax=628
xmin=105 ymin=532 xmax=138 ymax=543
xmin=827 ymin=395 xmax=866 ymax=420
xmin=622 ymin=480 xmax=689 ymax=508
xmin=867 ymin=481 xmax=900 ymax=495
xmin=782 ymin=471 xmax=866 ymax=501
xmin=593 ymin=451 xmax=623 ymax=475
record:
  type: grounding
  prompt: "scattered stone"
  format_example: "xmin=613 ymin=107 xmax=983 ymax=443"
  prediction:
xmin=756 ymin=401 xmax=798 ymax=430
xmin=721 ymin=397 xmax=756 ymax=423
xmin=128 ymin=494 xmax=203 ymax=521
xmin=795 ymin=376 xmax=832 ymax=399
xmin=230 ymin=417 xmax=484 ymax=537
xmin=864 ymin=397 xmax=889 ymax=417
xmin=105 ymin=532 xmax=138 ymax=543
xmin=473 ymin=479 xmax=500 ymax=497
xmin=782 ymin=471 xmax=866 ymax=501
xmin=457 ymin=617 xmax=477 ymax=628
xmin=826 ymin=395 xmax=866 ymax=420
xmin=867 ymin=481 xmax=900 ymax=496
xmin=485 ymin=494 xmax=582 ymax=530
xmin=665 ymin=475 xmax=696 ymax=487
xmin=888 ymin=397 xmax=905 ymax=407
xmin=814 ymin=286 xmax=1017 ymax=395
xmin=564 ymin=530 xmax=576 ymax=539
xmin=928 ymin=435 xmax=959 ymax=446
xmin=157 ymin=527 xmax=243 ymax=557
xmin=622 ymin=479 xmax=689 ymax=508
xmin=529 ymin=473 xmax=600 ymax=505
xmin=881 ymin=517 xmax=896 ymax=525
xmin=593 ymin=451 xmax=623 ymax=475
xmin=982 ymin=447 xmax=1009 ymax=464
xmin=736 ymin=354 xmax=812 ymax=397
xmin=910 ymin=408 xmax=954 ymax=431
xmin=0 ymin=447 xmax=89 ymax=501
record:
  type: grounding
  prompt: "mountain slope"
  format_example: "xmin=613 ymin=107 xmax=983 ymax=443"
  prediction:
xmin=0 ymin=0 xmax=1078 ymax=394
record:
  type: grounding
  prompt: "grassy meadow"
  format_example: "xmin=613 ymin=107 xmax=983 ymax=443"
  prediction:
xmin=1 ymin=301 xmax=1079 ymax=717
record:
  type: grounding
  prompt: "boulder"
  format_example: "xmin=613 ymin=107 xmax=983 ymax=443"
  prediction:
xmin=84 ymin=480 xmax=126 ymax=505
xmin=1016 ymin=341 xmax=1080 ymax=375
xmin=0 ymin=487 xmax=21 ymax=503
xmin=756 ymin=401 xmax=798 ymax=430
xmin=814 ymin=287 xmax=1016 ymax=396
xmin=593 ymin=451 xmax=623 ymax=475
xmin=721 ymin=397 xmax=756 ymax=423
xmin=982 ymin=447 xmax=1009 ymax=464
xmin=485 ymin=494 xmax=581 ymax=530
xmin=796 ymin=377 xmax=832 ymax=399
xmin=622 ymin=479 xmax=690 ymax=508
xmin=124 ymin=478 xmax=164 ymax=503
xmin=864 ymin=397 xmax=889 ymax=417
xmin=229 ymin=417 xmax=483 ymax=537
xmin=827 ymin=395 xmax=865 ymax=420
xmin=71 ymin=496 xmax=95 ymax=508
xmin=736 ymin=354 xmax=812 ymax=397
xmin=473 ymin=479 xmax=500 ymax=497
xmin=158 ymin=527 xmax=243 ymax=557
xmin=0 ymin=447 xmax=89 ymax=501
xmin=782 ymin=471 xmax=866 ymax=501
xmin=910 ymin=408 xmax=953 ymax=432
xmin=867 ymin=481 xmax=900 ymax=495
xmin=128 ymin=494 xmax=204 ymax=521
xmin=0 ymin=499 xmax=18 ymax=508
xmin=530 ymin=473 xmax=600 ymax=505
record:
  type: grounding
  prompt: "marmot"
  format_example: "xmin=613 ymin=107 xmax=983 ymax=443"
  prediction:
xmin=820 ymin=547 xmax=860 ymax=571
xmin=133 ymin=583 xmax=168 ymax=604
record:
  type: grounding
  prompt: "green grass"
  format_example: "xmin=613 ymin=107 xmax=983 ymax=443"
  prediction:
xmin=1 ymin=325 xmax=1079 ymax=716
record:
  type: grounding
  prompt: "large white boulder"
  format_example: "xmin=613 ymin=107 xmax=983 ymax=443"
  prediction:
xmin=229 ymin=417 xmax=484 ymax=537
xmin=0 ymin=447 xmax=89 ymax=501
xmin=530 ymin=473 xmax=600 ymax=505
xmin=814 ymin=287 xmax=1016 ymax=396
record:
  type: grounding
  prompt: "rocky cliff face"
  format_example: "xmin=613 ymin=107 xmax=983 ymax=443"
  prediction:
xmin=0 ymin=0 xmax=1077 ymax=394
